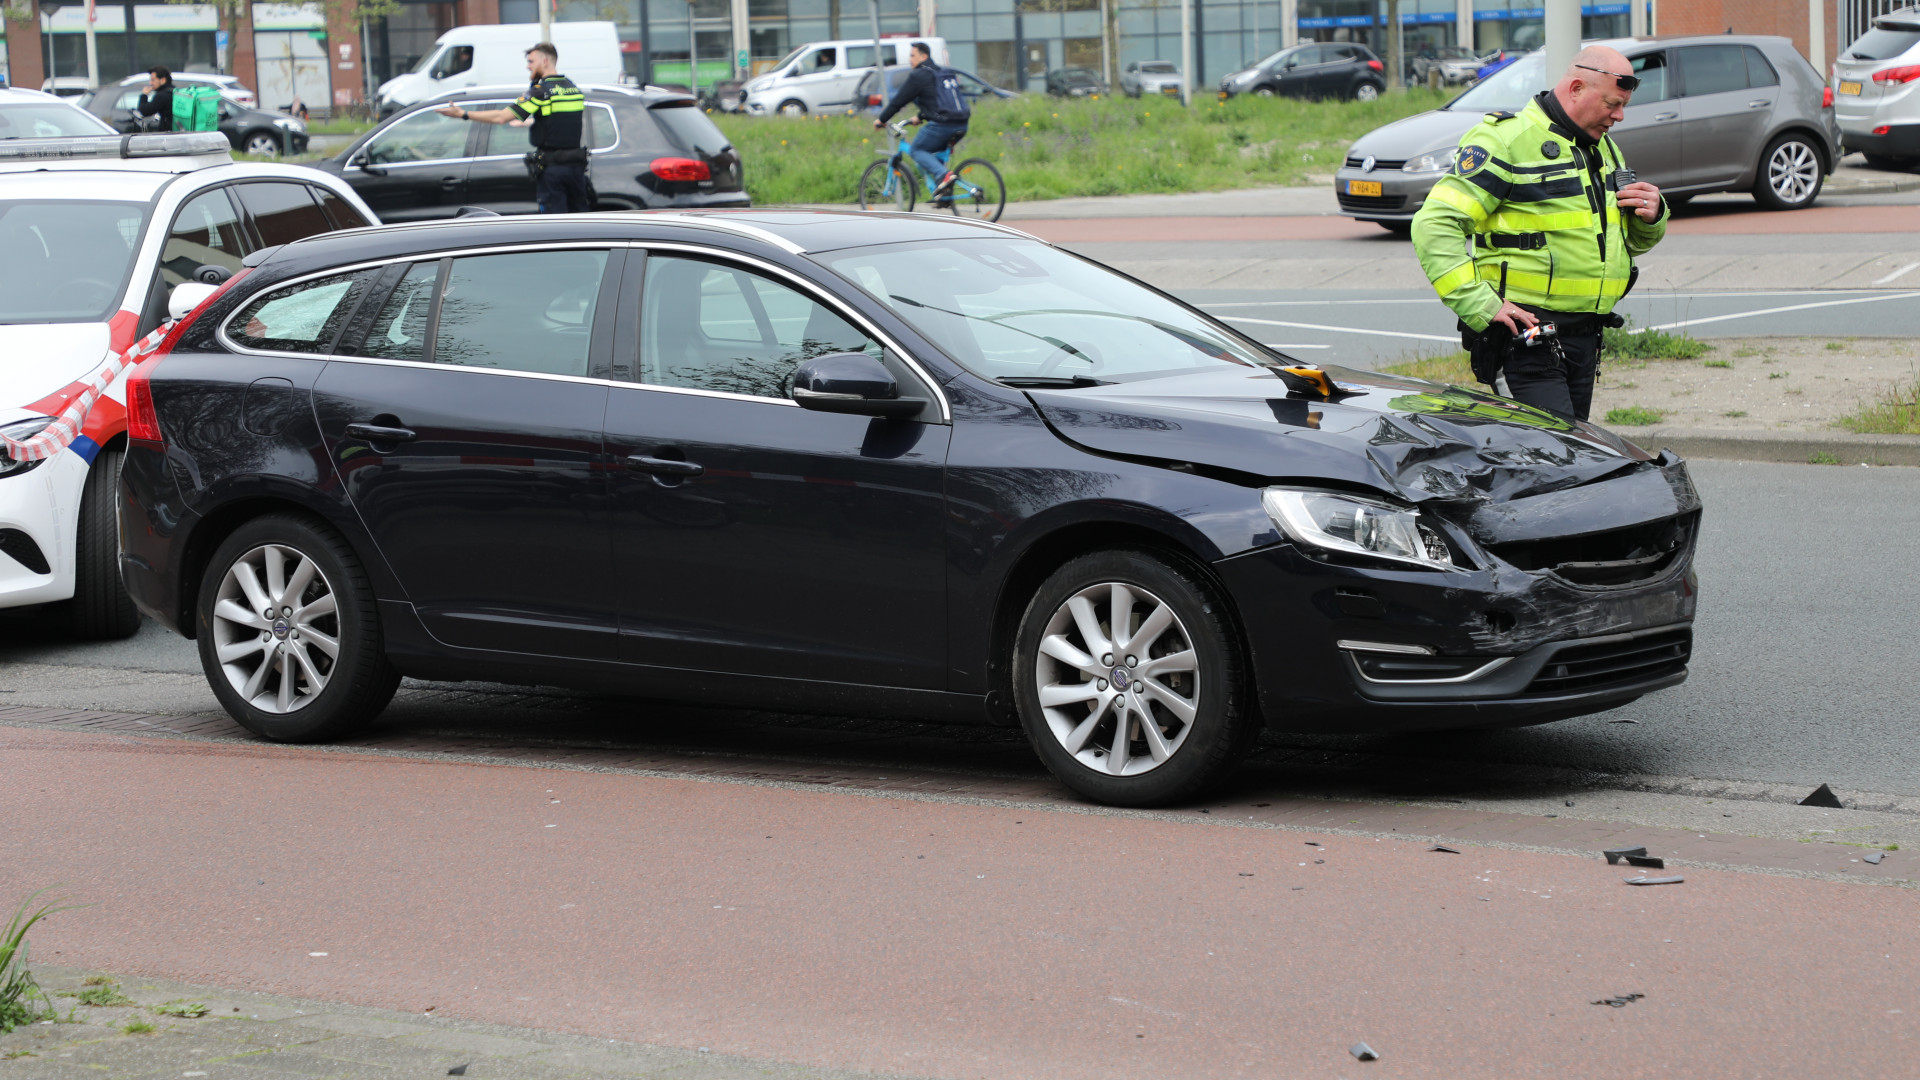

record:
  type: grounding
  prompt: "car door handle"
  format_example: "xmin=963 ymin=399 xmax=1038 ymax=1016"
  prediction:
xmin=626 ymin=454 xmax=703 ymax=477
xmin=440 ymin=176 xmax=462 ymax=188
xmin=1747 ymin=99 xmax=1772 ymax=108
xmin=1654 ymin=111 xmax=1678 ymax=121
xmin=344 ymin=422 xmax=417 ymax=443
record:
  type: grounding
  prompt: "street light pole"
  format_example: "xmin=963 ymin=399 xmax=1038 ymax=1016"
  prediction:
xmin=1808 ymin=0 xmax=1825 ymax=81
xmin=1179 ymin=0 xmax=1193 ymax=105
xmin=83 ymin=0 xmax=98 ymax=90
xmin=1544 ymin=0 xmax=1579 ymax=87
xmin=540 ymin=0 xmax=552 ymax=46
xmin=868 ymin=0 xmax=881 ymax=86
xmin=687 ymin=0 xmax=697 ymax=95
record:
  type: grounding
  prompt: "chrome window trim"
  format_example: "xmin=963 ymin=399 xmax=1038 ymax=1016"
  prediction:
xmin=217 ymin=241 xmax=622 ymax=361
xmin=464 ymin=100 xmax=620 ymax=155
xmin=629 ymin=239 xmax=951 ymax=422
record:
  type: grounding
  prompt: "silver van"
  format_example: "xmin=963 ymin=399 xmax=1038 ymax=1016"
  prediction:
xmin=1833 ymin=8 xmax=1920 ymax=166
xmin=743 ymin=37 xmax=948 ymax=117
xmin=1334 ymin=36 xmax=1841 ymax=232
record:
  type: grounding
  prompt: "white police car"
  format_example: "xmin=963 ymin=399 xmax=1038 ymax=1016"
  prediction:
xmin=0 ymin=131 xmax=379 ymax=637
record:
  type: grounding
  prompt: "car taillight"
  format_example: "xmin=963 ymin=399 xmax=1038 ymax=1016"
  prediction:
xmin=127 ymin=268 xmax=251 ymax=449
xmin=1875 ymin=124 xmax=1893 ymax=135
xmin=1872 ymin=64 xmax=1920 ymax=83
xmin=868 ymin=94 xmax=882 ymax=105
xmin=651 ymin=156 xmax=711 ymax=182
xmin=1822 ymin=85 xmax=1834 ymax=108
xmin=1366 ymin=60 xmax=1383 ymax=72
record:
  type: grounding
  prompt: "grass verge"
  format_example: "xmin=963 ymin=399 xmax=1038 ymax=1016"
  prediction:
xmin=714 ymin=89 xmax=1454 ymax=206
xmin=1 ymin=889 xmax=81 ymax=1034
xmin=1836 ymin=372 xmax=1920 ymax=435
xmin=1604 ymin=405 xmax=1665 ymax=426
xmin=1603 ymin=322 xmax=1710 ymax=361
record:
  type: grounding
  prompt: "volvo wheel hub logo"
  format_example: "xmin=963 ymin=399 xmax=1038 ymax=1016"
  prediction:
xmin=1111 ymin=667 xmax=1130 ymax=690
xmin=272 ymin=620 xmax=291 ymax=640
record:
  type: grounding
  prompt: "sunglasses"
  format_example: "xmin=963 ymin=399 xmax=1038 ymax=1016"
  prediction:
xmin=1574 ymin=63 xmax=1641 ymax=92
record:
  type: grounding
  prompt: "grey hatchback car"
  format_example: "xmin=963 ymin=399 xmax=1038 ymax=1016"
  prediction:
xmin=1335 ymin=36 xmax=1841 ymax=231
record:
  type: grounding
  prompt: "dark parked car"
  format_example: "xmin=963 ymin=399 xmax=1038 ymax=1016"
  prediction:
xmin=78 ymin=75 xmax=308 ymax=155
xmin=118 ymin=211 xmax=1700 ymax=808
xmin=1220 ymin=42 xmax=1386 ymax=102
xmin=305 ymin=84 xmax=747 ymax=220
xmin=1046 ymin=67 xmax=1109 ymax=97
xmin=845 ymin=66 xmax=1015 ymax=116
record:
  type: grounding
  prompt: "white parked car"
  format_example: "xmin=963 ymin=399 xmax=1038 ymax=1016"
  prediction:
xmin=1833 ymin=7 xmax=1920 ymax=167
xmin=742 ymin=37 xmax=947 ymax=116
xmin=1120 ymin=59 xmax=1184 ymax=98
xmin=0 ymin=85 xmax=117 ymax=137
xmin=0 ymin=132 xmax=378 ymax=637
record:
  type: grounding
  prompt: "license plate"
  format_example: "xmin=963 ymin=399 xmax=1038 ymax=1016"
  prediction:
xmin=1161 ymin=85 xmax=1180 ymax=95
xmin=1839 ymin=80 xmax=1862 ymax=95
xmin=1347 ymin=179 xmax=1383 ymax=197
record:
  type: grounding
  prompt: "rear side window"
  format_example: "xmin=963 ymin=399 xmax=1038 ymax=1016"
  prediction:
xmin=1744 ymin=46 xmax=1778 ymax=87
xmin=227 ymin=271 xmax=372 ymax=354
xmin=358 ymin=252 xmax=610 ymax=376
xmin=1678 ymin=45 xmax=1750 ymax=96
xmin=363 ymin=262 xmax=438 ymax=362
xmin=159 ymin=189 xmax=248 ymax=288
xmin=650 ymin=101 xmax=731 ymax=156
xmin=585 ymin=103 xmax=618 ymax=150
xmin=235 ymin=182 xmax=332 ymax=247
xmin=316 ymin=188 xmax=371 ymax=230
xmin=1847 ymin=26 xmax=1920 ymax=62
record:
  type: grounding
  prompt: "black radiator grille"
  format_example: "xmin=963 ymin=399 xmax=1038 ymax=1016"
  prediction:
xmin=1336 ymin=192 xmax=1409 ymax=214
xmin=1527 ymin=628 xmax=1692 ymax=695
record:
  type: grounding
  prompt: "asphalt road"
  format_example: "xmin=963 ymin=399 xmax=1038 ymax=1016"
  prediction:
xmin=8 ymin=459 xmax=1918 ymax=800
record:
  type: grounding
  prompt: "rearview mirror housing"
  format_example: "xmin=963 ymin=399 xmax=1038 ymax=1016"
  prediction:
xmin=167 ymin=282 xmax=219 ymax=322
xmin=791 ymin=352 xmax=926 ymax=419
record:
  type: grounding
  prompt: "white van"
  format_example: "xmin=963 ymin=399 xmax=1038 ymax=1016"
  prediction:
xmin=742 ymin=37 xmax=947 ymax=116
xmin=376 ymin=22 xmax=623 ymax=115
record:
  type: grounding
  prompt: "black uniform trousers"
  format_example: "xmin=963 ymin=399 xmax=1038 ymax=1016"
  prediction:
xmin=537 ymin=162 xmax=592 ymax=214
xmin=1503 ymin=307 xmax=1603 ymax=422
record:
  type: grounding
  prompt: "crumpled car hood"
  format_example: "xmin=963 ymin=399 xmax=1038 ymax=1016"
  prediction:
xmin=1025 ymin=364 xmax=1660 ymax=507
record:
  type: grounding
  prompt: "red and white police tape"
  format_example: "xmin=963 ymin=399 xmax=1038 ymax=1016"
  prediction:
xmin=0 ymin=323 xmax=173 ymax=464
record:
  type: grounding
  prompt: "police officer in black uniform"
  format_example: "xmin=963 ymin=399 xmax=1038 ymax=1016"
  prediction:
xmin=439 ymin=43 xmax=591 ymax=213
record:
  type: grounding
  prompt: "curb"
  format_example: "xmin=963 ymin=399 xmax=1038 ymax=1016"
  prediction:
xmin=1634 ymin=427 xmax=1920 ymax=466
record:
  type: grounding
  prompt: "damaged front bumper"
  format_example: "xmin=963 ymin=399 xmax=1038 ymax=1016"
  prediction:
xmin=1219 ymin=453 xmax=1700 ymax=733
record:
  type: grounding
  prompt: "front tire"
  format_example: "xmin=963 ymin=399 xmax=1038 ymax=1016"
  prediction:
xmin=57 ymin=447 xmax=140 ymax=640
xmin=1254 ymin=85 xmax=1277 ymax=98
xmin=1354 ymin=81 xmax=1382 ymax=102
xmin=777 ymin=99 xmax=807 ymax=117
xmin=1753 ymin=134 xmax=1823 ymax=210
xmin=859 ymin=158 xmax=916 ymax=212
xmin=242 ymin=130 xmax=283 ymax=156
xmin=196 ymin=515 xmax=398 ymax=742
xmin=1013 ymin=550 xmax=1258 ymax=807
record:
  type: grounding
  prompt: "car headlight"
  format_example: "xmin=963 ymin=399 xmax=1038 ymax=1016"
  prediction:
xmin=0 ymin=417 xmax=54 ymax=478
xmin=1262 ymin=487 xmax=1455 ymax=570
xmin=274 ymin=117 xmax=305 ymax=131
xmin=1403 ymin=149 xmax=1453 ymax=174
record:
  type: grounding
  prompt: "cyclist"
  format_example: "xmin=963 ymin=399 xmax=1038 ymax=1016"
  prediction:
xmin=873 ymin=42 xmax=971 ymax=203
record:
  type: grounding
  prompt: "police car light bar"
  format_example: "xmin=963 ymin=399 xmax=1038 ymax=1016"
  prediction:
xmin=0 ymin=132 xmax=231 ymax=163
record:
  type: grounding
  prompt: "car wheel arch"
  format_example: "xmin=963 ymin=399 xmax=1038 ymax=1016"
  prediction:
xmin=1765 ymin=123 xmax=1833 ymax=175
xmin=174 ymin=497 xmax=382 ymax=640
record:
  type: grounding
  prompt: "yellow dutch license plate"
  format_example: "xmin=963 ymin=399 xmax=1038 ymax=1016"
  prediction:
xmin=1347 ymin=179 xmax=1383 ymax=197
xmin=1161 ymin=84 xmax=1180 ymax=95
xmin=1839 ymin=80 xmax=1863 ymax=95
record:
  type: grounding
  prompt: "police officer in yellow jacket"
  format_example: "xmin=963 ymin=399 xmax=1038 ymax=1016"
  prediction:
xmin=440 ymin=43 xmax=591 ymax=213
xmin=1412 ymin=45 xmax=1669 ymax=420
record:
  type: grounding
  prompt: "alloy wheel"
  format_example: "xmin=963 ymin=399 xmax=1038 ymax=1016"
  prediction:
xmin=245 ymin=133 xmax=282 ymax=156
xmin=1032 ymin=581 xmax=1201 ymax=777
xmin=1355 ymin=83 xmax=1380 ymax=102
xmin=1768 ymin=140 xmax=1818 ymax=205
xmin=210 ymin=543 xmax=340 ymax=714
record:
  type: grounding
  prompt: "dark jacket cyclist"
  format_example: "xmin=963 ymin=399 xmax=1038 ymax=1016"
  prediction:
xmin=874 ymin=42 xmax=971 ymax=201
xmin=440 ymin=43 xmax=592 ymax=213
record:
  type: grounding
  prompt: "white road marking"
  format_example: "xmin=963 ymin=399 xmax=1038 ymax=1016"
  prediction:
xmin=1220 ymin=315 xmax=1457 ymax=343
xmin=1872 ymin=261 xmax=1920 ymax=285
xmin=1644 ymin=291 xmax=1920 ymax=332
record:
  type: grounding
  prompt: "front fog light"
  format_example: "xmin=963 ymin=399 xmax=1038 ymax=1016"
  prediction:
xmin=1263 ymin=487 xmax=1454 ymax=570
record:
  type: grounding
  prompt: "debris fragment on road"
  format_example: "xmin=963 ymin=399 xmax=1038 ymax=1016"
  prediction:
xmin=1603 ymin=846 xmax=1648 ymax=865
xmin=1350 ymin=1041 xmax=1381 ymax=1061
xmin=1430 ymin=845 xmax=1461 ymax=854
xmin=1608 ymin=718 xmax=1640 ymax=724
xmin=1625 ymin=855 xmax=1666 ymax=869
xmin=447 ymin=1066 xmax=469 ymax=1076
xmin=1592 ymin=993 xmax=1646 ymax=1008
xmin=1624 ymin=875 xmax=1685 ymax=886
xmin=1864 ymin=851 xmax=1886 ymax=865
xmin=1800 ymin=783 xmax=1845 ymax=808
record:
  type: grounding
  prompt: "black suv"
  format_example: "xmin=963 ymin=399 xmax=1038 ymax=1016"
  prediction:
xmin=306 ymin=84 xmax=747 ymax=221
xmin=1219 ymin=42 xmax=1387 ymax=102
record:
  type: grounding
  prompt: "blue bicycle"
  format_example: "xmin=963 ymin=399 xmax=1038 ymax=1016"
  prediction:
xmin=859 ymin=118 xmax=1006 ymax=222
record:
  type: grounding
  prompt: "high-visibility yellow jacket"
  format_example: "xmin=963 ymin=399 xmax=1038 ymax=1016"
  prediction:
xmin=1411 ymin=94 xmax=1668 ymax=332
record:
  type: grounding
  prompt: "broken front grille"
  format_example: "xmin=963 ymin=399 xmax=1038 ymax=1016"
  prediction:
xmin=1486 ymin=512 xmax=1697 ymax=587
xmin=1527 ymin=627 xmax=1692 ymax=695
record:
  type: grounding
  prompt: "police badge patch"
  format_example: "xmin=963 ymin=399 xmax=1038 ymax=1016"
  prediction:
xmin=1455 ymin=144 xmax=1491 ymax=175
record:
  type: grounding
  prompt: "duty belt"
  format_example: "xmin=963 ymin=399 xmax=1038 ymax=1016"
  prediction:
xmin=1480 ymin=231 xmax=1546 ymax=250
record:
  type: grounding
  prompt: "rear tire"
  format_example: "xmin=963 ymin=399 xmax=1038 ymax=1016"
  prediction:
xmin=859 ymin=158 xmax=916 ymax=212
xmin=57 ymin=447 xmax=140 ymax=640
xmin=196 ymin=514 xmax=399 ymax=743
xmin=944 ymin=158 xmax=1006 ymax=222
xmin=1354 ymin=81 xmax=1382 ymax=102
xmin=1753 ymin=133 xmax=1823 ymax=211
xmin=1012 ymin=550 xmax=1259 ymax=807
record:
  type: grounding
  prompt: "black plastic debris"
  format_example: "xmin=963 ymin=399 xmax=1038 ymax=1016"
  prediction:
xmin=1305 ymin=841 xmax=1322 ymax=847
xmin=1239 ymin=872 xmax=1255 ymax=877
xmin=1624 ymin=875 xmax=1685 ymax=886
xmin=1865 ymin=851 xmax=1886 ymax=865
xmin=1591 ymin=993 xmax=1645 ymax=1008
xmin=447 ymin=1066 xmax=470 ymax=1077
xmin=1625 ymin=855 xmax=1666 ymax=870
xmin=1292 ymin=886 xmax=1305 ymax=891
xmin=1801 ymin=783 xmax=1845 ymax=808
xmin=1602 ymin=845 xmax=1648 ymax=865
xmin=1430 ymin=845 xmax=1461 ymax=854
xmin=1565 ymin=800 xmax=1576 ymax=807
xmin=1350 ymin=1042 xmax=1381 ymax=1061
xmin=1314 ymin=859 xmax=1325 ymax=864
xmin=1608 ymin=718 xmax=1640 ymax=724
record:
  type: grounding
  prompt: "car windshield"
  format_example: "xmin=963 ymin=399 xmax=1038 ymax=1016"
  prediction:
xmin=1252 ymin=45 xmax=1310 ymax=68
xmin=824 ymin=238 xmax=1280 ymax=383
xmin=1445 ymin=51 xmax=1546 ymax=112
xmin=1139 ymin=61 xmax=1176 ymax=73
xmin=1437 ymin=46 xmax=1476 ymax=59
xmin=411 ymin=47 xmax=444 ymax=75
xmin=1848 ymin=25 xmax=1920 ymax=61
xmin=0 ymin=200 xmax=147 ymax=324
xmin=769 ymin=45 xmax=809 ymax=72
xmin=0 ymin=102 xmax=116 ymax=138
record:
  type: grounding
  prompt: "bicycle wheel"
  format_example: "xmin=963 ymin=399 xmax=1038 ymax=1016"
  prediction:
xmin=944 ymin=159 xmax=1006 ymax=222
xmin=859 ymin=158 xmax=916 ymax=212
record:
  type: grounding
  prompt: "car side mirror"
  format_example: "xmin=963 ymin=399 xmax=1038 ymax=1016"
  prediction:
xmin=349 ymin=149 xmax=385 ymax=175
xmin=791 ymin=352 xmax=926 ymax=419
xmin=167 ymin=282 xmax=219 ymax=322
